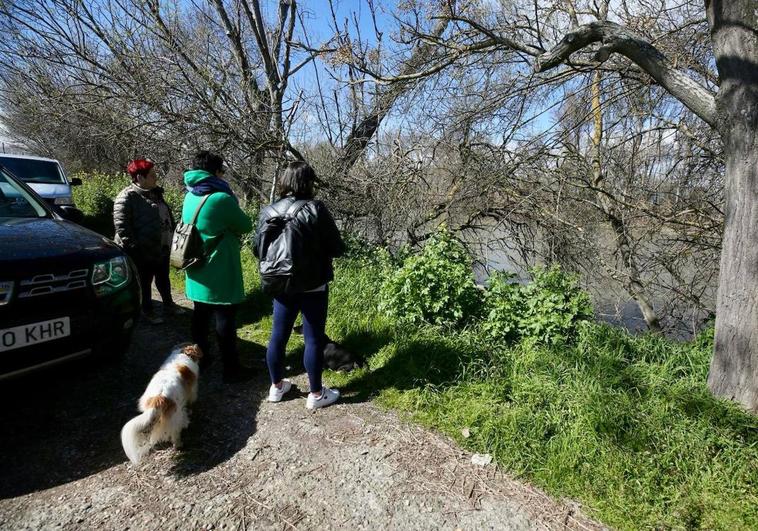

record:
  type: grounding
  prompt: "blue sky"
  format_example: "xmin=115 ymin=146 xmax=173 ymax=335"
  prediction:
xmin=283 ymin=0 xmax=567 ymax=146
xmin=283 ymin=0 xmax=406 ymax=143
xmin=297 ymin=0 xmax=389 ymax=43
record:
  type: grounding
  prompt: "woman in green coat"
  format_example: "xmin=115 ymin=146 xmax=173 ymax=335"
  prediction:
xmin=182 ymin=151 xmax=253 ymax=382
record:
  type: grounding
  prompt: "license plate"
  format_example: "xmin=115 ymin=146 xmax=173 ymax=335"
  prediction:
xmin=0 ymin=317 xmax=71 ymax=352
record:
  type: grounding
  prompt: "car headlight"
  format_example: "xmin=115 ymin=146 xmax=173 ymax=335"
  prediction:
xmin=92 ymin=256 xmax=131 ymax=296
xmin=0 ymin=281 xmax=13 ymax=305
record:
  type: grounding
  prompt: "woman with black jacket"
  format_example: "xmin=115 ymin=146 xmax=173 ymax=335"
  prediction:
xmin=253 ymin=161 xmax=345 ymax=409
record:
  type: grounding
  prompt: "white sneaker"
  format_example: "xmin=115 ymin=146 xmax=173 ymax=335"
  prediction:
xmin=306 ymin=386 xmax=340 ymax=410
xmin=267 ymin=379 xmax=292 ymax=402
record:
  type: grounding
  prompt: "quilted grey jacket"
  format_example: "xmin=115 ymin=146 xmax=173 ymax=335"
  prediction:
xmin=113 ymin=184 xmax=175 ymax=262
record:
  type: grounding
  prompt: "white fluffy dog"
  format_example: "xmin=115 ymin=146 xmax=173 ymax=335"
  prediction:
xmin=121 ymin=343 xmax=203 ymax=464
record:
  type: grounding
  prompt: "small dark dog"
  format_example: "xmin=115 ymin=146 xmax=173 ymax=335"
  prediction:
xmin=293 ymin=325 xmax=361 ymax=372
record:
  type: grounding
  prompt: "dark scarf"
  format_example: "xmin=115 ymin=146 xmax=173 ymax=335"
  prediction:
xmin=186 ymin=176 xmax=238 ymax=204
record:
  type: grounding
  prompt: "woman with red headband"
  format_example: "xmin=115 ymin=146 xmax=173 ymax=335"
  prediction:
xmin=114 ymin=159 xmax=181 ymax=324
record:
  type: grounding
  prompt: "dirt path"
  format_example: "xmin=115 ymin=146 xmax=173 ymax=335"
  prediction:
xmin=0 ymin=300 xmax=603 ymax=530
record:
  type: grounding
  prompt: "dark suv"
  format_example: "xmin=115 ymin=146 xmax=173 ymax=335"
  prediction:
xmin=0 ymin=166 xmax=140 ymax=380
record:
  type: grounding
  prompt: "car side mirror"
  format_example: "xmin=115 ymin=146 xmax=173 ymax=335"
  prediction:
xmin=58 ymin=205 xmax=84 ymax=223
xmin=70 ymin=177 xmax=82 ymax=186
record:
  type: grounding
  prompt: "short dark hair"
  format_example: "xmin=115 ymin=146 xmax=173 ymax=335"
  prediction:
xmin=192 ymin=150 xmax=224 ymax=174
xmin=277 ymin=161 xmax=316 ymax=199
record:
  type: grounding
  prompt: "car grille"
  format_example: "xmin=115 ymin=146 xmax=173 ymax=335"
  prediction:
xmin=18 ymin=269 xmax=89 ymax=298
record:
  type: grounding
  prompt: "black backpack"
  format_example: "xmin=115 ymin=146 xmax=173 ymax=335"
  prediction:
xmin=257 ymin=199 xmax=315 ymax=295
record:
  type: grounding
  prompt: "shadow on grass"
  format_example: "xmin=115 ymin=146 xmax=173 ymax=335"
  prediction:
xmin=337 ymin=329 xmax=392 ymax=368
xmin=341 ymin=329 xmax=470 ymax=404
xmin=567 ymin=329 xmax=758 ymax=446
xmin=236 ymin=286 xmax=273 ymax=328
xmin=238 ymin=342 xmax=268 ymax=371
xmin=670 ymin=387 xmax=758 ymax=442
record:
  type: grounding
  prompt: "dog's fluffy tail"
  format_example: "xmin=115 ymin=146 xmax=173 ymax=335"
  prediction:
xmin=121 ymin=396 xmax=174 ymax=464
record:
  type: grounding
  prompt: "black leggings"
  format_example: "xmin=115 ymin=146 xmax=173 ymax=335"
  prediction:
xmin=134 ymin=253 xmax=172 ymax=312
xmin=191 ymin=302 xmax=239 ymax=368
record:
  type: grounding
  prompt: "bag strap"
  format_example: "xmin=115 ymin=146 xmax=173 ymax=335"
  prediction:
xmin=189 ymin=193 xmax=214 ymax=225
xmin=284 ymin=199 xmax=309 ymax=218
xmin=268 ymin=198 xmax=309 ymax=221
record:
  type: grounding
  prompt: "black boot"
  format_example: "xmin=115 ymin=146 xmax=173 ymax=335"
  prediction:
xmin=199 ymin=354 xmax=214 ymax=371
xmin=222 ymin=361 xmax=255 ymax=383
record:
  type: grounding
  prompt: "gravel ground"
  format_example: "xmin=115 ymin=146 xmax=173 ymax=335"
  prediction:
xmin=0 ymin=299 xmax=604 ymax=530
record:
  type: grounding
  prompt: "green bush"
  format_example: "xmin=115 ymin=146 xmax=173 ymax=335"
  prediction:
xmin=161 ymin=184 xmax=184 ymax=219
xmin=72 ymin=171 xmax=183 ymax=236
xmin=483 ymin=265 xmax=593 ymax=345
xmin=72 ymin=172 xmax=127 ymax=236
xmin=482 ymin=271 xmax=524 ymax=343
xmin=519 ymin=265 xmax=593 ymax=345
xmin=379 ymin=228 xmax=482 ymax=326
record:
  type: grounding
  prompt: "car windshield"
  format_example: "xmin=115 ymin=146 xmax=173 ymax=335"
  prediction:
xmin=0 ymin=169 xmax=48 ymax=219
xmin=0 ymin=156 xmax=64 ymax=184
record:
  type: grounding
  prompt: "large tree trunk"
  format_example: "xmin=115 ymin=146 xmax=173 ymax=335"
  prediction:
xmin=709 ymin=144 xmax=758 ymax=411
xmin=706 ymin=0 xmax=758 ymax=412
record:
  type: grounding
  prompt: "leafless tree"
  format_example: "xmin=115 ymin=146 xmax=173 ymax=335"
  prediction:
xmin=320 ymin=1 xmax=721 ymax=333
xmin=0 ymin=0 xmax=322 ymax=200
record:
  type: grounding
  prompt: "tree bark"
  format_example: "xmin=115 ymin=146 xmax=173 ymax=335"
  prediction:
xmin=536 ymin=21 xmax=718 ymax=128
xmin=705 ymin=0 xmax=758 ymax=412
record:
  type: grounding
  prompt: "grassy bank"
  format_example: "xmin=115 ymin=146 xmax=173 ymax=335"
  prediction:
xmin=198 ymin=247 xmax=758 ymax=530
xmin=74 ymin=174 xmax=758 ymax=530
xmin=329 ymin=253 xmax=757 ymax=530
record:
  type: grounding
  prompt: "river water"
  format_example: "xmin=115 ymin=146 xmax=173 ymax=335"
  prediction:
xmin=465 ymin=231 xmax=714 ymax=340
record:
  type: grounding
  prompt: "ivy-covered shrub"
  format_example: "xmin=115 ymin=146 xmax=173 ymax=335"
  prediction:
xmin=379 ymin=228 xmax=481 ymax=326
xmin=483 ymin=265 xmax=593 ymax=345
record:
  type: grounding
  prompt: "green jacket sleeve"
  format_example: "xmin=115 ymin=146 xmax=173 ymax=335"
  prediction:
xmin=219 ymin=194 xmax=253 ymax=235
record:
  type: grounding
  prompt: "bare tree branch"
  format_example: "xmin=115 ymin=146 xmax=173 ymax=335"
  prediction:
xmin=535 ymin=21 xmax=718 ymax=128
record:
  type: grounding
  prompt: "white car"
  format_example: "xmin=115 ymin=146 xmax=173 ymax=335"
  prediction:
xmin=0 ymin=154 xmax=81 ymax=207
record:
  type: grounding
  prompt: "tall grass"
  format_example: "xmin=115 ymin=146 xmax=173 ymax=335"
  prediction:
xmin=388 ymin=327 xmax=757 ymax=529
